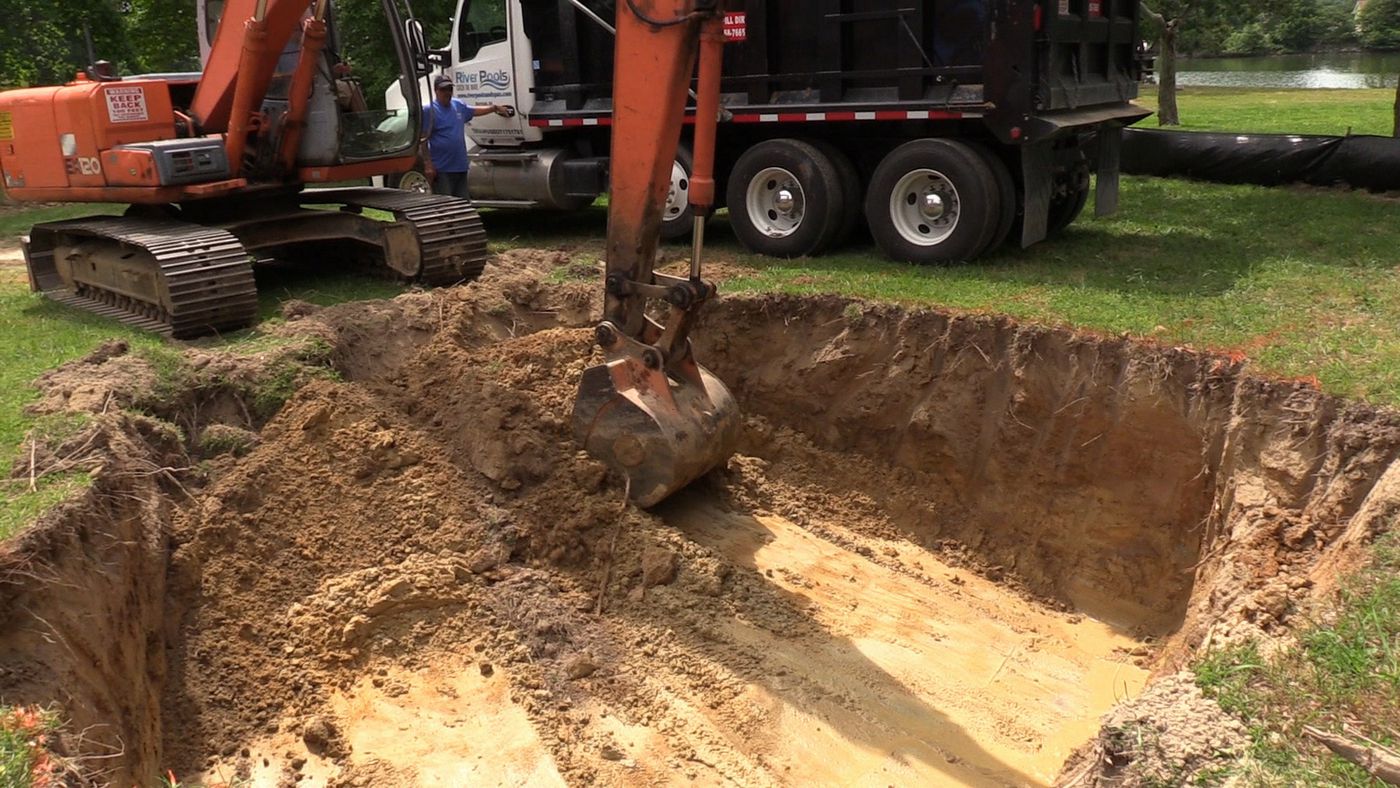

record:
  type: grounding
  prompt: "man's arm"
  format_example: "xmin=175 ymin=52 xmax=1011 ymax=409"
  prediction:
xmin=468 ymin=104 xmax=507 ymax=118
xmin=420 ymin=141 xmax=435 ymax=180
xmin=421 ymin=105 xmax=436 ymax=179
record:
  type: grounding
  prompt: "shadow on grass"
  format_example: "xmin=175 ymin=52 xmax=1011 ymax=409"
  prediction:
xmin=250 ymin=263 xmax=406 ymax=320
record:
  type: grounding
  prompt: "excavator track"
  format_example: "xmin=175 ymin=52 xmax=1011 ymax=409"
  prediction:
xmin=24 ymin=216 xmax=259 ymax=339
xmin=22 ymin=191 xmax=487 ymax=340
xmin=306 ymin=188 xmax=490 ymax=285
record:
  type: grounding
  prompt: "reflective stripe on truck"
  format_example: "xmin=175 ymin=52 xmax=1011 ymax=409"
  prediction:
xmin=529 ymin=108 xmax=976 ymax=128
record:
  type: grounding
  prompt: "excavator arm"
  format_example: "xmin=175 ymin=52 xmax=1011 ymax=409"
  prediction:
xmin=571 ymin=0 xmax=740 ymax=507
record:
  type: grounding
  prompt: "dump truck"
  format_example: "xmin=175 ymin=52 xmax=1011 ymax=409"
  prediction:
xmin=389 ymin=0 xmax=1149 ymax=263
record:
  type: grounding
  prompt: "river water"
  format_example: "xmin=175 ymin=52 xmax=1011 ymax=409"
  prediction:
xmin=1177 ymin=52 xmax=1400 ymax=89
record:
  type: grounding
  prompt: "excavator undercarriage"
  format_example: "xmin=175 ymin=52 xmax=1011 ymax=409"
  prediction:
xmin=23 ymin=188 xmax=487 ymax=338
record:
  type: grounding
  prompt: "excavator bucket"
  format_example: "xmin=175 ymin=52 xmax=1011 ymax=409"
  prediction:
xmin=572 ymin=325 xmax=740 ymax=508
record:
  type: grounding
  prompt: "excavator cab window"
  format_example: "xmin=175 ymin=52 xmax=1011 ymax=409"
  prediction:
xmin=204 ymin=0 xmax=226 ymax=51
xmin=330 ymin=35 xmax=417 ymax=160
xmin=256 ymin=0 xmax=419 ymax=163
xmin=458 ymin=0 xmax=508 ymax=60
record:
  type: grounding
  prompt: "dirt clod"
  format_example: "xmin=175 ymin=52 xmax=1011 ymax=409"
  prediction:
xmin=600 ymin=744 xmax=626 ymax=761
xmin=198 ymin=423 xmax=259 ymax=457
xmin=641 ymin=546 xmax=679 ymax=588
xmin=1059 ymin=673 xmax=1247 ymax=787
xmin=282 ymin=300 xmax=321 ymax=321
xmin=301 ymin=715 xmax=348 ymax=760
xmin=563 ymin=652 xmax=599 ymax=680
xmin=82 ymin=339 xmax=129 ymax=365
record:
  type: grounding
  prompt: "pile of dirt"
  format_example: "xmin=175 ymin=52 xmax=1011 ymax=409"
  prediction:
xmin=0 ymin=250 xmax=1396 ymax=786
xmin=1057 ymin=673 xmax=1248 ymax=787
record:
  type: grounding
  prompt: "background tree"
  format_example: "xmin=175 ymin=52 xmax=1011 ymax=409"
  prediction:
xmin=335 ymin=0 xmax=458 ymax=105
xmin=1141 ymin=2 xmax=1182 ymax=126
xmin=1360 ymin=0 xmax=1400 ymax=49
xmin=0 ymin=0 xmax=134 ymax=86
xmin=126 ymin=0 xmax=200 ymax=73
xmin=1136 ymin=0 xmax=1356 ymax=126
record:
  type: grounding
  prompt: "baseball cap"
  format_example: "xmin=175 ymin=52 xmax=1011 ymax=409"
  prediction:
xmin=433 ymin=75 xmax=453 ymax=90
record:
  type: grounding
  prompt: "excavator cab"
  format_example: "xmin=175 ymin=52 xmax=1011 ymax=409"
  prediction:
xmin=190 ymin=0 xmax=429 ymax=170
xmin=195 ymin=0 xmax=421 ymax=166
xmin=570 ymin=0 xmax=740 ymax=507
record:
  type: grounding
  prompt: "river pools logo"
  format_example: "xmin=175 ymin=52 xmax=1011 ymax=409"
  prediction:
xmin=455 ymin=69 xmax=511 ymax=92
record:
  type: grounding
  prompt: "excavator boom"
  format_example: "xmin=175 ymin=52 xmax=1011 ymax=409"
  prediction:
xmin=571 ymin=0 xmax=740 ymax=507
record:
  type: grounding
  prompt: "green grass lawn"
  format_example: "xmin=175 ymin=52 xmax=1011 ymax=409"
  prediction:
xmin=1137 ymin=85 xmax=1397 ymax=136
xmin=0 ymin=202 xmax=122 ymax=244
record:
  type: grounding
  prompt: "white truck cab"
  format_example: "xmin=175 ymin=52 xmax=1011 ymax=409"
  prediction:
xmin=384 ymin=0 xmax=636 ymax=216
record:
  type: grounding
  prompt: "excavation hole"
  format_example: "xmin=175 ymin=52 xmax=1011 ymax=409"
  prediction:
xmin=2 ymin=255 xmax=1397 ymax=787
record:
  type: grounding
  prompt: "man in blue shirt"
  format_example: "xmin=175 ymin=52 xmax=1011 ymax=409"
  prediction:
xmin=424 ymin=75 xmax=508 ymax=200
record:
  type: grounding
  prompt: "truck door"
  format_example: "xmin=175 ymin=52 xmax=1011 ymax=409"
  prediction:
xmin=452 ymin=0 xmax=531 ymax=145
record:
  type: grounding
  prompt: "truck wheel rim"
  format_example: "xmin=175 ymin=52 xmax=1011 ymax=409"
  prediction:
xmin=746 ymin=167 xmax=805 ymax=238
xmin=665 ymin=160 xmax=691 ymax=222
xmin=399 ymin=170 xmax=431 ymax=194
xmin=890 ymin=169 xmax=959 ymax=246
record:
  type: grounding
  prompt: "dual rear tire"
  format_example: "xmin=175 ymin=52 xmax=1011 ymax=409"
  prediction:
xmin=725 ymin=136 xmax=1042 ymax=264
xmin=863 ymin=138 xmax=1006 ymax=264
xmin=725 ymin=138 xmax=854 ymax=258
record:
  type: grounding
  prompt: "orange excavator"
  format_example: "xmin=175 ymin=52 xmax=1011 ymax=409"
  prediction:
xmin=0 ymin=0 xmax=733 ymax=503
xmin=0 ymin=0 xmax=488 ymax=338
xmin=571 ymin=0 xmax=739 ymax=505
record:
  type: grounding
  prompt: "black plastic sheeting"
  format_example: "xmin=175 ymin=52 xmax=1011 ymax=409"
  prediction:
xmin=1121 ymin=128 xmax=1400 ymax=192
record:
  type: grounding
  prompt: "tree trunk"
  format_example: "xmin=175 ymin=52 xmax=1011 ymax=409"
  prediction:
xmin=1140 ymin=4 xmax=1180 ymax=127
xmin=1393 ymin=71 xmax=1400 ymax=137
xmin=1157 ymin=22 xmax=1180 ymax=126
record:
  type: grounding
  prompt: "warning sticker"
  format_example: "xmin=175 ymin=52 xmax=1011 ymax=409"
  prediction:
xmin=0 ymin=111 xmax=12 ymax=141
xmin=104 ymin=86 xmax=149 ymax=123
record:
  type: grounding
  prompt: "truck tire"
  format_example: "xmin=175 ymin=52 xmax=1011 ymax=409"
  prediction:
xmin=1012 ymin=174 xmax=1090 ymax=244
xmin=660 ymin=147 xmax=695 ymax=241
xmin=966 ymin=141 xmax=1017 ymax=254
xmin=389 ymin=169 xmax=432 ymax=194
xmin=865 ymin=139 xmax=999 ymax=264
xmin=725 ymin=139 xmax=846 ymax=258
xmin=808 ymin=139 xmax=862 ymax=249
xmin=1048 ymin=183 xmax=1089 ymax=235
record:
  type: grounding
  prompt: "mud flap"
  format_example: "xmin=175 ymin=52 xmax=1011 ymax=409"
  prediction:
xmin=1095 ymin=124 xmax=1122 ymax=218
xmin=1020 ymin=142 xmax=1053 ymax=248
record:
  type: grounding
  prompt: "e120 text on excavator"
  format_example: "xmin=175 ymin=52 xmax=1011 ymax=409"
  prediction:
xmin=0 ymin=0 xmax=489 ymax=338
xmin=571 ymin=0 xmax=740 ymax=506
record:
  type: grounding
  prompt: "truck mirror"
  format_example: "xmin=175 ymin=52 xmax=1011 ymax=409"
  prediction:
xmin=405 ymin=18 xmax=431 ymax=77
